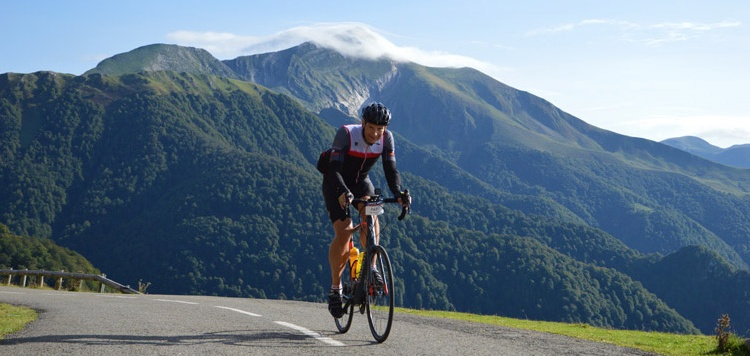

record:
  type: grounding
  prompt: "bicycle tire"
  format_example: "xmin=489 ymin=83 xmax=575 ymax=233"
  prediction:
xmin=334 ymin=264 xmax=355 ymax=333
xmin=365 ymin=245 xmax=394 ymax=343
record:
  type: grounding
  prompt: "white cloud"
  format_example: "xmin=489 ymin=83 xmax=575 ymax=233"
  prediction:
xmin=526 ymin=19 xmax=741 ymax=45
xmin=525 ymin=19 xmax=638 ymax=36
xmin=167 ymin=23 xmax=508 ymax=75
xmin=637 ymin=21 xmax=741 ymax=45
xmin=651 ymin=21 xmax=741 ymax=31
xmin=167 ymin=31 xmax=260 ymax=57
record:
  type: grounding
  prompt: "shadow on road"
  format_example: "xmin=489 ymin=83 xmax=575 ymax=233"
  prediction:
xmin=2 ymin=329 xmax=316 ymax=348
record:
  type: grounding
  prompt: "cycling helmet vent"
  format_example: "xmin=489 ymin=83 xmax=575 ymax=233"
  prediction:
xmin=362 ymin=102 xmax=391 ymax=126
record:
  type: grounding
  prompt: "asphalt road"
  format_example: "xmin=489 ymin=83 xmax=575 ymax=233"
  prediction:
xmin=1 ymin=286 xmax=656 ymax=355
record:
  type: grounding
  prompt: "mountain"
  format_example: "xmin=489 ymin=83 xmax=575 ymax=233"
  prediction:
xmin=84 ymin=43 xmax=239 ymax=79
xmin=4 ymin=42 xmax=750 ymax=335
xmin=662 ymin=136 xmax=750 ymax=168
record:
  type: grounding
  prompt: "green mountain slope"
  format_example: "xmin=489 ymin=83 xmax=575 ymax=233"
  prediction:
xmin=634 ymin=245 xmax=750 ymax=337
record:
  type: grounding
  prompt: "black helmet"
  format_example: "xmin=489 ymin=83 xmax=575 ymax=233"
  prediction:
xmin=362 ymin=102 xmax=391 ymax=126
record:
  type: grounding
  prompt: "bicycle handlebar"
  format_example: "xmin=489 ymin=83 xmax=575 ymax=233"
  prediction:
xmin=347 ymin=189 xmax=411 ymax=221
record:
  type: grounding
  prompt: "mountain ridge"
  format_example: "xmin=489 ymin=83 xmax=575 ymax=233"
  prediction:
xmin=661 ymin=136 xmax=750 ymax=168
xmin=83 ymin=43 xmax=240 ymax=79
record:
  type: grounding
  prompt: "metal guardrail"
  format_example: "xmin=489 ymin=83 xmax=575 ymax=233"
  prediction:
xmin=0 ymin=268 xmax=140 ymax=294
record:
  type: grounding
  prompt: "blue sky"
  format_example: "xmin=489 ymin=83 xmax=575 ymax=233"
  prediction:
xmin=4 ymin=1 xmax=748 ymax=147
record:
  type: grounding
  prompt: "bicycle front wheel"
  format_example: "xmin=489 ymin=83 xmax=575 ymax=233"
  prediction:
xmin=365 ymin=245 xmax=394 ymax=343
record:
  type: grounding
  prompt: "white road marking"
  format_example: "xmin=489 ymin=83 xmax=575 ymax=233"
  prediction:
xmin=95 ymin=295 xmax=137 ymax=299
xmin=275 ymin=321 xmax=346 ymax=347
xmin=214 ymin=305 xmax=261 ymax=317
xmin=154 ymin=298 xmax=199 ymax=305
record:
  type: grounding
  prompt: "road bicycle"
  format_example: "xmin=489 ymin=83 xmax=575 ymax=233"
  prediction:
xmin=334 ymin=188 xmax=410 ymax=343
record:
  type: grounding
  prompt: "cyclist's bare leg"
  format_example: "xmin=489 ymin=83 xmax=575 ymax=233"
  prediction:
xmin=329 ymin=217 xmax=355 ymax=287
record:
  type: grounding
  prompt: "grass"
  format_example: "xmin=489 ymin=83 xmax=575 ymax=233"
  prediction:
xmin=0 ymin=303 xmax=36 ymax=340
xmin=397 ymin=308 xmax=749 ymax=355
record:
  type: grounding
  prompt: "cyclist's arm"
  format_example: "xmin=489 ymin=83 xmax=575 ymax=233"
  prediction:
xmin=327 ymin=127 xmax=351 ymax=198
xmin=382 ymin=130 xmax=402 ymax=198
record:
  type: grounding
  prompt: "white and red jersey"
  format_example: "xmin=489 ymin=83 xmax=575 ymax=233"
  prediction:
xmin=326 ymin=124 xmax=401 ymax=197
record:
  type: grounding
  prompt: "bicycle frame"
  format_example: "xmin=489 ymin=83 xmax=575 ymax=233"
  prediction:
xmin=347 ymin=194 xmax=389 ymax=306
xmin=353 ymin=199 xmax=383 ymax=305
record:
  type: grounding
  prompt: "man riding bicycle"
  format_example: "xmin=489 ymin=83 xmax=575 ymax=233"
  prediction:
xmin=321 ymin=102 xmax=410 ymax=318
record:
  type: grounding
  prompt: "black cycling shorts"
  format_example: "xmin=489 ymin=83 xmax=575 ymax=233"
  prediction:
xmin=322 ymin=175 xmax=374 ymax=223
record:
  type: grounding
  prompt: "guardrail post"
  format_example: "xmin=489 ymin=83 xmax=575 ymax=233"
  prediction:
xmin=40 ymin=275 xmax=45 ymax=288
xmin=21 ymin=269 xmax=28 ymax=287
xmin=56 ymin=270 xmax=64 ymax=290
xmin=99 ymin=273 xmax=106 ymax=293
xmin=6 ymin=268 xmax=12 ymax=286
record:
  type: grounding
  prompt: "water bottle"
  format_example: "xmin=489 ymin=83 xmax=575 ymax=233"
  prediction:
xmin=349 ymin=243 xmax=359 ymax=280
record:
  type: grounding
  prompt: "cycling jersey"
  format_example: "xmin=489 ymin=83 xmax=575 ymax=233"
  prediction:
xmin=323 ymin=123 xmax=402 ymax=202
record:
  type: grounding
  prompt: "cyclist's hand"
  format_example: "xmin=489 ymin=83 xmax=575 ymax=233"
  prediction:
xmin=338 ymin=192 xmax=353 ymax=209
xmin=398 ymin=190 xmax=411 ymax=208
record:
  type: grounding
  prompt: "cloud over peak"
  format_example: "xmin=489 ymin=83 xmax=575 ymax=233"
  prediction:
xmin=240 ymin=23 xmax=402 ymax=60
xmin=167 ymin=22 xmax=501 ymax=74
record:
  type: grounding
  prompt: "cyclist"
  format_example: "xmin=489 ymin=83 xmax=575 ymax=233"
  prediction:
xmin=321 ymin=102 xmax=410 ymax=318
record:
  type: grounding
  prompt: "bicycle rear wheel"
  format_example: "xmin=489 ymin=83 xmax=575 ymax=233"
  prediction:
xmin=365 ymin=245 xmax=394 ymax=343
xmin=334 ymin=263 xmax=355 ymax=333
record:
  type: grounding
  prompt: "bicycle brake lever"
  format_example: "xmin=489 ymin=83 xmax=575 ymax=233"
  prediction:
xmin=397 ymin=189 xmax=411 ymax=221
xmin=397 ymin=206 xmax=409 ymax=221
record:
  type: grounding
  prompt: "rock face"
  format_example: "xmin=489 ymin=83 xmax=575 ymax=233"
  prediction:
xmin=223 ymin=42 xmax=401 ymax=118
